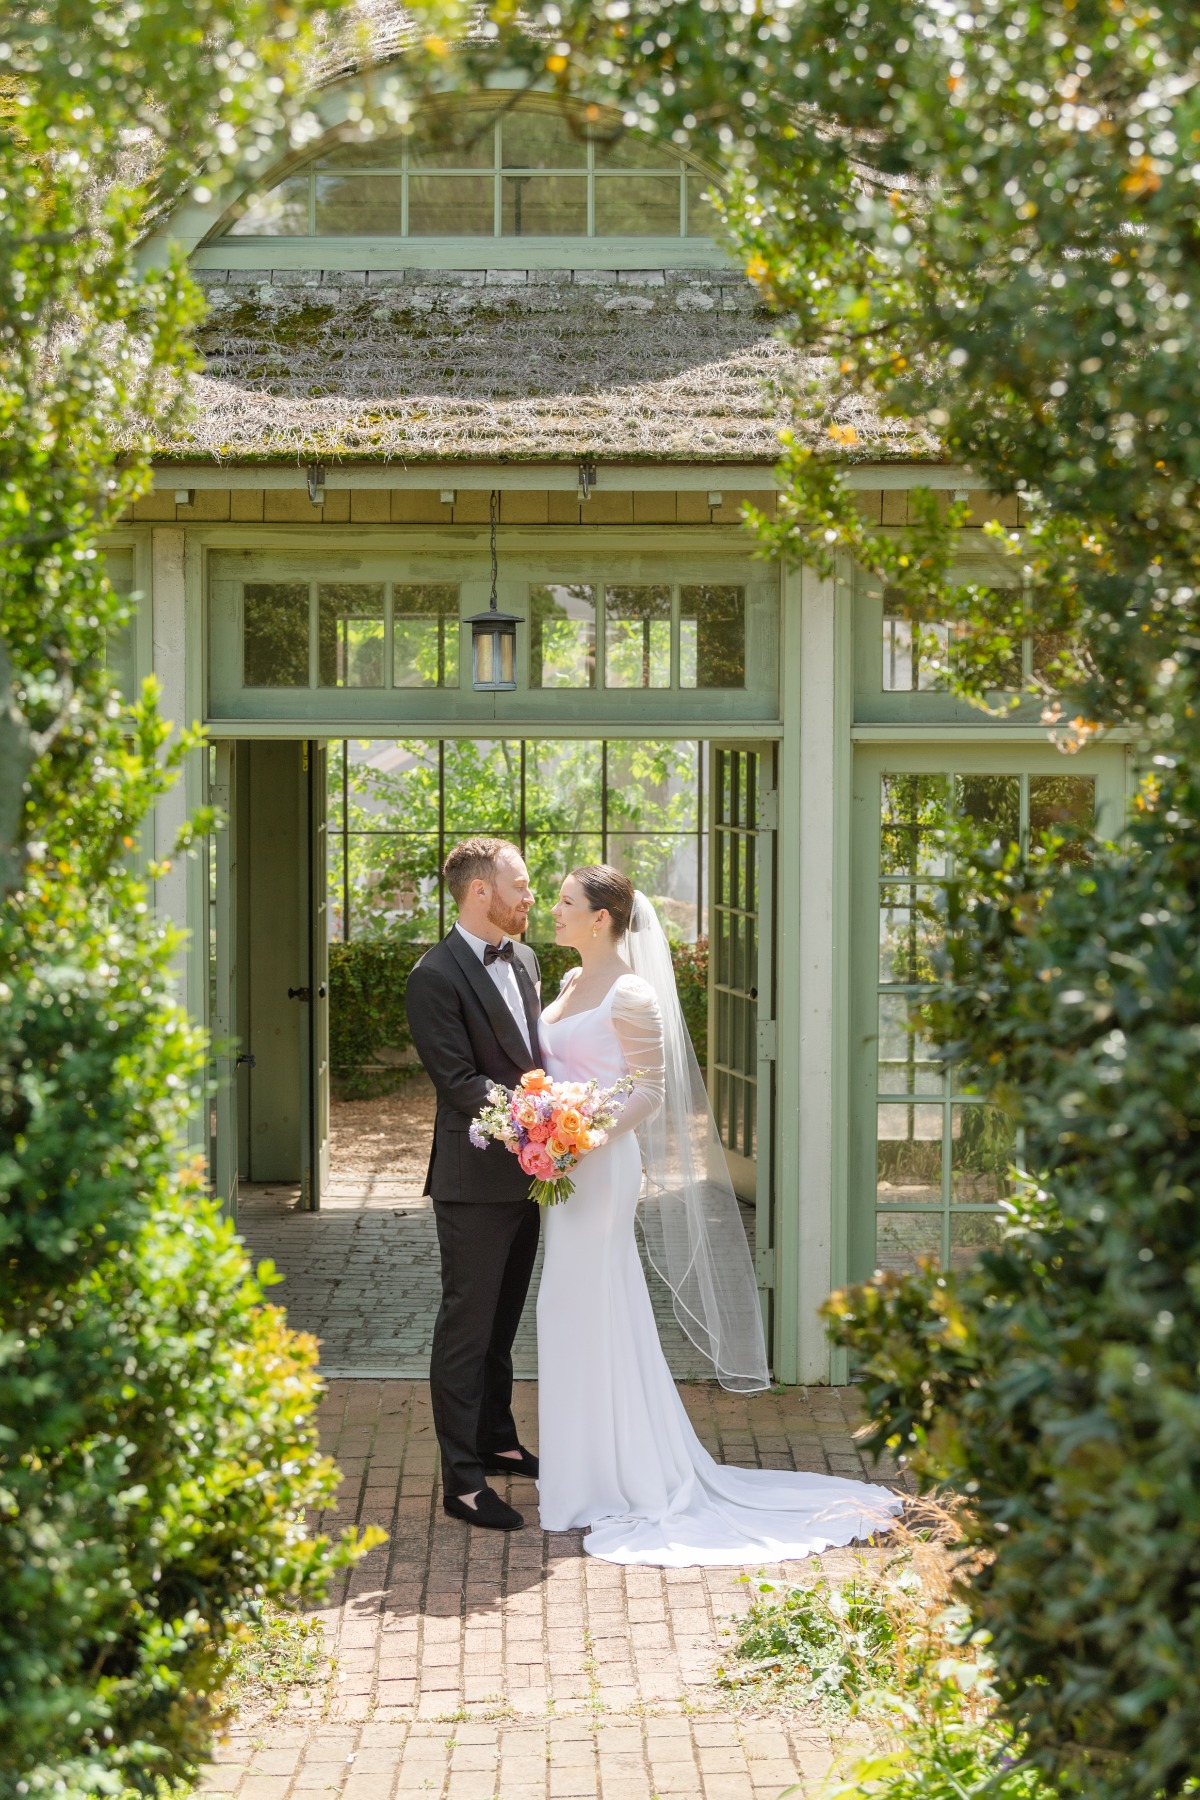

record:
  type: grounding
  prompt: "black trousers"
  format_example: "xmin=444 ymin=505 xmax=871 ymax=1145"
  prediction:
xmin=430 ymin=1197 xmax=541 ymax=1498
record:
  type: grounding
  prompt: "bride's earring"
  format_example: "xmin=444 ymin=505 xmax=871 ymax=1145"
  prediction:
xmin=591 ymin=924 xmax=600 ymax=938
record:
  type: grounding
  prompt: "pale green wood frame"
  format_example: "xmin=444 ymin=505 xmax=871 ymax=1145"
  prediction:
xmin=847 ymin=737 xmax=1133 ymax=1291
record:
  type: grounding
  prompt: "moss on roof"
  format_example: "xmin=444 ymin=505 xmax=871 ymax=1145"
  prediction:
xmin=164 ymin=268 xmax=932 ymax=464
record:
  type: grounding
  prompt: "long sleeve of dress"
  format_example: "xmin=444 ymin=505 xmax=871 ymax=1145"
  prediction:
xmin=608 ymin=976 xmax=666 ymax=1137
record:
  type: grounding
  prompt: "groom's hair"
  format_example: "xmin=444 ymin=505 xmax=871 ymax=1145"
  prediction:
xmin=443 ymin=837 xmax=518 ymax=904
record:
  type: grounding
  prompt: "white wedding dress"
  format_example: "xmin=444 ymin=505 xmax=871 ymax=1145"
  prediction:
xmin=536 ymin=971 xmax=902 ymax=1567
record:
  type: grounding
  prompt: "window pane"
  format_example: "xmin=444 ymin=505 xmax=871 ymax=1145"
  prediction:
xmin=877 ymin=994 xmax=944 ymax=1095
xmin=605 ymin=739 xmax=699 ymax=832
xmin=594 ymin=131 xmax=679 ymax=170
xmin=500 ymin=108 xmax=588 ymax=167
xmin=315 ymin=174 xmax=403 ymax=234
xmin=348 ymin=739 xmax=440 ymax=831
xmin=530 ymin=584 xmax=595 ymax=689
xmin=524 ymin=833 xmax=604 ymax=942
xmin=408 ymin=174 xmax=494 ymax=235
xmin=605 ymin=585 xmax=671 ymax=689
xmin=392 ymin=585 xmax=460 ymax=690
xmin=679 ymin=585 xmax=745 ymax=689
xmin=880 ymin=774 xmax=949 ymax=876
xmin=882 ymin=615 xmax=950 ymax=691
xmin=951 ymin=1105 xmax=1016 ymax=1204
xmin=1031 ymin=630 xmax=1073 ymax=684
xmin=409 ymin=106 xmax=498 ymax=167
xmin=318 ymin=584 xmax=385 ymax=689
xmin=877 ymin=1103 xmax=943 ymax=1206
xmin=1029 ymin=774 xmax=1095 ymax=863
xmin=957 ymin=775 xmax=1020 ymax=847
xmin=227 ymin=176 xmax=309 ymax=236
xmin=442 ymin=739 xmax=521 ymax=834
xmin=327 ymin=831 xmax=345 ymax=943
xmin=594 ymin=175 xmax=681 ymax=235
xmin=347 ymin=832 xmax=441 ymax=941
xmin=879 ymin=883 xmax=943 ymax=985
xmin=318 ymin=136 xmax=408 ymax=170
xmin=875 ymin=1212 xmax=942 ymax=1275
xmin=525 ymin=740 xmax=603 ymax=833
xmin=686 ymin=173 xmax=720 ymax=235
xmin=501 ymin=173 xmax=587 ymax=235
xmin=607 ymin=833 xmax=701 ymax=941
xmin=244 ymin=582 xmax=309 ymax=687
xmin=949 ymin=1211 xmax=1006 ymax=1269
xmin=327 ymin=740 xmax=345 ymax=828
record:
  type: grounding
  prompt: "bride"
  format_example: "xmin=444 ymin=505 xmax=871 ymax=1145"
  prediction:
xmin=535 ymin=864 xmax=901 ymax=1567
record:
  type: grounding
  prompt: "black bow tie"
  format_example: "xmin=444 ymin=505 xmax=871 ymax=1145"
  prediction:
xmin=484 ymin=939 xmax=515 ymax=965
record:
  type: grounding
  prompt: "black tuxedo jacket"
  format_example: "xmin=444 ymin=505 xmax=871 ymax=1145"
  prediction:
xmin=405 ymin=929 xmax=542 ymax=1204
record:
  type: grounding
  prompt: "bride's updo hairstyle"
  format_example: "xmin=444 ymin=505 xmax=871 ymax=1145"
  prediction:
xmin=571 ymin=864 xmax=640 ymax=938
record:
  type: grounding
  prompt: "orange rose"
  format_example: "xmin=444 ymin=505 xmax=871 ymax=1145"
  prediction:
xmin=547 ymin=1136 xmax=573 ymax=1161
xmin=520 ymin=1068 xmax=554 ymax=1094
xmin=556 ymin=1107 xmax=584 ymax=1139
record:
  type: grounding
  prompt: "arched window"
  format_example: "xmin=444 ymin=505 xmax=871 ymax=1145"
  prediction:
xmin=221 ymin=98 xmax=719 ymax=241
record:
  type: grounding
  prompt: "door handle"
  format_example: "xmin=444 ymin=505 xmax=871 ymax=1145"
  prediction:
xmin=288 ymin=986 xmax=311 ymax=1001
xmin=236 ymin=1052 xmax=257 ymax=1068
xmin=318 ymin=984 xmax=326 ymax=999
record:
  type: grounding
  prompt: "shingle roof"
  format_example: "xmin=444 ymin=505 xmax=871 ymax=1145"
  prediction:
xmin=168 ymin=267 xmax=932 ymax=464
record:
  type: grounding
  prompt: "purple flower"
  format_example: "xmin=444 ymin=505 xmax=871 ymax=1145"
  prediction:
xmin=469 ymin=1122 xmax=487 ymax=1150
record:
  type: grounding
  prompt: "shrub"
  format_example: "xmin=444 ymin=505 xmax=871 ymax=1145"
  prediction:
xmin=330 ymin=936 xmax=708 ymax=1094
xmin=825 ymin=769 xmax=1200 ymax=1800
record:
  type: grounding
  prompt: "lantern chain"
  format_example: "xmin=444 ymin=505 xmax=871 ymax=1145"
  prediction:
xmin=489 ymin=487 xmax=499 ymax=611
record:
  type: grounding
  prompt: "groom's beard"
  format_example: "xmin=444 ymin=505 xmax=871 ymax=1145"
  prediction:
xmin=487 ymin=897 xmax=528 ymax=937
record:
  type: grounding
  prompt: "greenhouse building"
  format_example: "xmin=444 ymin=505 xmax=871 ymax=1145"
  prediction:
xmin=115 ymin=40 xmax=1131 ymax=1385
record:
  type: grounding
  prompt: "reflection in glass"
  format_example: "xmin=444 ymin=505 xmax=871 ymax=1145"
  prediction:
xmin=882 ymin=615 xmax=950 ymax=691
xmin=594 ymin=175 xmax=680 ymax=235
xmin=392 ymin=585 xmax=460 ymax=690
xmin=501 ymin=109 xmax=588 ymax=167
xmin=318 ymin=584 xmax=385 ymax=688
xmin=876 ymin=1103 xmax=943 ymax=1206
xmin=686 ymin=172 xmax=720 ymax=235
xmin=228 ymin=176 xmax=309 ymax=236
xmin=501 ymin=174 xmax=587 ymax=235
xmin=525 ymin=739 xmax=603 ymax=832
xmin=605 ymin=586 xmax=671 ymax=688
xmin=315 ymin=175 xmax=403 ymax=234
xmin=957 ymin=774 xmax=1021 ymax=848
xmin=879 ymin=883 xmax=944 ymax=986
xmin=951 ymin=1105 xmax=1015 ymax=1204
xmin=530 ymin=584 xmax=595 ymax=688
xmin=877 ymin=993 xmax=944 ymax=1095
xmin=409 ymin=107 xmax=497 ymax=167
xmin=880 ymin=774 xmax=949 ymax=876
xmin=875 ymin=1212 xmax=942 ymax=1274
xmin=244 ymin=582 xmax=309 ymax=687
xmin=594 ymin=131 xmax=679 ymax=170
xmin=949 ymin=1211 xmax=1006 ymax=1269
xmin=408 ymin=174 xmax=494 ymax=235
xmin=679 ymin=585 xmax=745 ymax=689
xmin=1029 ymin=774 xmax=1095 ymax=862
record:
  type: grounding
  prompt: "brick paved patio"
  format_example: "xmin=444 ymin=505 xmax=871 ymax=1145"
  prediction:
xmin=203 ymin=1380 xmax=903 ymax=1800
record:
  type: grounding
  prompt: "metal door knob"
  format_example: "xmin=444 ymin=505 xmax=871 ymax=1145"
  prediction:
xmin=287 ymin=986 xmax=311 ymax=1001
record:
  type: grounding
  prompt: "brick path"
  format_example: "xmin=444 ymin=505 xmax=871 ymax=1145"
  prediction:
xmin=204 ymin=1380 xmax=902 ymax=1800
xmin=237 ymin=1183 xmax=724 ymax=1380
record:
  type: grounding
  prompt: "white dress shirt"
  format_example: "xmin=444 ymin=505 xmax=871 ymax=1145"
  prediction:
xmin=455 ymin=921 xmax=533 ymax=1058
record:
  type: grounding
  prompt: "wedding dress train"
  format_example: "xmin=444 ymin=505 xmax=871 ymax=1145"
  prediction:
xmin=536 ymin=974 xmax=902 ymax=1568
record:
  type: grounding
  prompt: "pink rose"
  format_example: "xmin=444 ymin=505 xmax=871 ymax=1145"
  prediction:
xmin=526 ymin=1121 xmax=551 ymax=1143
xmin=519 ymin=1141 xmax=555 ymax=1181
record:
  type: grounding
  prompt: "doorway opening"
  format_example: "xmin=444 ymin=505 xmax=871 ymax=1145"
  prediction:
xmin=209 ymin=734 xmax=775 ymax=1378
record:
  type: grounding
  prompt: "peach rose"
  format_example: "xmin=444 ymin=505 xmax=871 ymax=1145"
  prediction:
xmin=526 ymin=1121 xmax=551 ymax=1143
xmin=556 ymin=1107 xmax=584 ymax=1139
xmin=514 ymin=1100 xmax=538 ymax=1128
xmin=547 ymin=1136 xmax=574 ymax=1162
xmin=520 ymin=1069 xmax=554 ymax=1094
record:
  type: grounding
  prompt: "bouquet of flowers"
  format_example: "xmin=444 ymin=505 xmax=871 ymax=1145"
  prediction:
xmin=469 ymin=1067 xmax=636 ymax=1206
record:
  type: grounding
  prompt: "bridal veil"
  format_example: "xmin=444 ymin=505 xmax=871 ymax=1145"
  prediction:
xmin=623 ymin=891 xmax=770 ymax=1393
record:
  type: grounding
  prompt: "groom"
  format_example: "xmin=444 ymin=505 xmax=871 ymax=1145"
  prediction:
xmin=405 ymin=838 xmax=543 ymax=1531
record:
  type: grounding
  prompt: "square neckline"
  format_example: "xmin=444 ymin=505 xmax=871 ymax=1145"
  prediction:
xmin=541 ymin=967 xmax=631 ymax=1028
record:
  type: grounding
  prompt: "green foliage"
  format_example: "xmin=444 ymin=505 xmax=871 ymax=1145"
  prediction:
xmin=719 ymin=1572 xmax=916 ymax=1718
xmin=0 ymin=4 xmax=403 ymax=1792
xmin=330 ymin=935 xmax=708 ymax=1094
xmin=824 ymin=767 xmax=1200 ymax=1800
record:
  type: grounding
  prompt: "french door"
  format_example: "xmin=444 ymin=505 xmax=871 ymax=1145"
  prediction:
xmin=299 ymin=740 xmax=331 ymax=1211
xmin=211 ymin=740 xmax=239 ymax=1222
xmin=708 ymin=743 xmax=777 ymax=1339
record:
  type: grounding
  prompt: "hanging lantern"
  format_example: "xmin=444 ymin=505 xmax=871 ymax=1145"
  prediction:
xmin=467 ymin=489 xmax=519 ymax=690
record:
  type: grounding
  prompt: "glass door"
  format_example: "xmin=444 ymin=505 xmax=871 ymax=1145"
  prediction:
xmin=708 ymin=744 xmax=776 ymax=1337
xmin=210 ymin=740 xmax=239 ymax=1222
